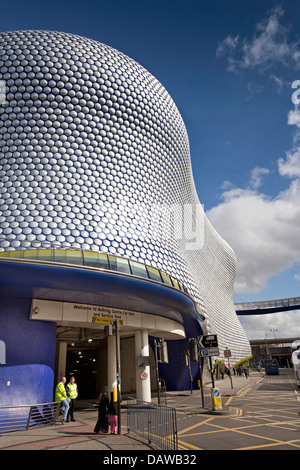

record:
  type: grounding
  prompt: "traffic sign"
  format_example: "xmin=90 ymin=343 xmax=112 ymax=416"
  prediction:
xmin=199 ymin=348 xmax=219 ymax=357
xmin=197 ymin=334 xmax=218 ymax=350
xmin=224 ymin=349 xmax=231 ymax=358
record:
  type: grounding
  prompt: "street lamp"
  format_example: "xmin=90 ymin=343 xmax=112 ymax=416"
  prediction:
xmin=270 ymin=329 xmax=279 ymax=366
xmin=265 ymin=331 xmax=272 ymax=359
xmin=270 ymin=329 xmax=278 ymax=341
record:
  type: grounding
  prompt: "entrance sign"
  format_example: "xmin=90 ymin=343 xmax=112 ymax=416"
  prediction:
xmin=30 ymin=299 xmax=185 ymax=339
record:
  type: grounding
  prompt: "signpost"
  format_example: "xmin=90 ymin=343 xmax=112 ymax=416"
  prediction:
xmin=190 ymin=334 xmax=224 ymax=411
xmin=196 ymin=334 xmax=223 ymax=411
xmin=154 ymin=339 xmax=168 ymax=405
xmin=196 ymin=335 xmax=219 ymax=389
xmin=224 ymin=348 xmax=233 ymax=389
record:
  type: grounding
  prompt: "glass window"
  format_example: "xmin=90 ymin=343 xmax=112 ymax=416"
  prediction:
xmin=147 ymin=266 xmax=162 ymax=282
xmin=170 ymin=277 xmax=180 ymax=289
xmin=23 ymin=249 xmax=39 ymax=260
xmin=84 ymin=251 xmax=110 ymax=269
xmin=130 ymin=260 xmax=148 ymax=279
xmin=65 ymin=250 xmax=83 ymax=265
xmin=0 ymin=251 xmax=15 ymax=257
xmin=54 ymin=250 xmax=66 ymax=263
xmin=160 ymin=272 xmax=173 ymax=285
xmin=177 ymin=281 xmax=185 ymax=292
xmin=38 ymin=249 xmax=54 ymax=261
xmin=108 ymin=255 xmax=131 ymax=274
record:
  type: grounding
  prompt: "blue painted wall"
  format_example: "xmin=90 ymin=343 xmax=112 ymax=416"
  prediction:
xmin=0 ymin=298 xmax=56 ymax=406
xmin=149 ymin=328 xmax=203 ymax=392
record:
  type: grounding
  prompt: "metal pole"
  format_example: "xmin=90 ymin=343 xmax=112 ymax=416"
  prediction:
xmin=228 ymin=361 xmax=234 ymax=389
xmin=154 ymin=340 xmax=161 ymax=405
xmin=209 ymin=356 xmax=215 ymax=388
xmin=198 ymin=357 xmax=205 ymax=407
xmin=114 ymin=319 xmax=121 ymax=434
xmin=187 ymin=351 xmax=193 ymax=394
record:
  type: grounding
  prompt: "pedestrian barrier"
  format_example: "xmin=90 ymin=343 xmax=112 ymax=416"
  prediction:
xmin=126 ymin=398 xmax=178 ymax=450
xmin=0 ymin=401 xmax=60 ymax=434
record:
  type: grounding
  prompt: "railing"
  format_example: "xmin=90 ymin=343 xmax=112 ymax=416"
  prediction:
xmin=127 ymin=398 xmax=178 ymax=450
xmin=0 ymin=402 xmax=60 ymax=434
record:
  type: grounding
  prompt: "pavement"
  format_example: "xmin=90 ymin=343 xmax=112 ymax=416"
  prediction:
xmin=0 ymin=371 xmax=262 ymax=452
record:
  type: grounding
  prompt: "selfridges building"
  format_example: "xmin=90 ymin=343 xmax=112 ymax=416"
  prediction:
xmin=0 ymin=30 xmax=251 ymax=405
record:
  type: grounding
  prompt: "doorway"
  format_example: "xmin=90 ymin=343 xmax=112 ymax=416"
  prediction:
xmin=66 ymin=347 xmax=98 ymax=399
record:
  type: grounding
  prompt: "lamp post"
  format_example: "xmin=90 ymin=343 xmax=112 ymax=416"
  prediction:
xmin=270 ymin=329 xmax=278 ymax=341
xmin=265 ymin=332 xmax=271 ymax=359
xmin=270 ymin=329 xmax=279 ymax=366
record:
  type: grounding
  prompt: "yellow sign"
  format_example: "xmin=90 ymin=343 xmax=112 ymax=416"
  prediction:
xmin=92 ymin=316 xmax=123 ymax=325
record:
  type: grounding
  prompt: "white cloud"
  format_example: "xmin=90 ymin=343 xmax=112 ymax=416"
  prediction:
xmin=287 ymin=107 xmax=300 ymax=127
xmin=213 ymin=6 xmax=300 ymax=339
xmin=239 ymin=309 xmax=300 ymax=339
xmin=217 ymin=6 xmax=300 ymax=73
xmin=279 ymin=146 xmax=300 ymax=177
xmin=270 ymin=74 xmax=289 ymax=92
xmin=250 ymin=166 xmax=270 ymax=189
xmin=207 ymin=182 xmax=300 ymax=293
xmin=210 ymin=11 xmax=300 ymax=296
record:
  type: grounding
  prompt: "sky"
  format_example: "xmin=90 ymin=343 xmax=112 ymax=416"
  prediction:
xmin=1 ymin=0 xmax=300 ymax=339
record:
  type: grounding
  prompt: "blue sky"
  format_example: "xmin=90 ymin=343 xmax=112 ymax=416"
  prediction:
xmin=1 ymin=0 xmax=300 ymax=338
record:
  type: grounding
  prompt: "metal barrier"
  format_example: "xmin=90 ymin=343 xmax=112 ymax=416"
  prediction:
xmin=0 ymin=402 xmax=60 ymax=434
xmin=127 ymin=398 xmax=178 ymax=450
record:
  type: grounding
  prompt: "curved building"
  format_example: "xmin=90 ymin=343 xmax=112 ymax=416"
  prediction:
xmin=0 ymin=30 xmax=251 ymax=405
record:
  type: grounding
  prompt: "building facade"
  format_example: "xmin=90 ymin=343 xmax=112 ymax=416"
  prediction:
xmin=0 ymin=30 xmax=251 ymax=405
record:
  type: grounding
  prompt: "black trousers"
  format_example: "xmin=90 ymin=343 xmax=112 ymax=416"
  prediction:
xmin=67 ymin=399 xmax=76 ymax=421
xmin=94 ymin=409 xmax=108 ymax=433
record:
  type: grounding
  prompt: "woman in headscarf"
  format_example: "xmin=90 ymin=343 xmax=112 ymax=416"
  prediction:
xmin=94 ymin=386 xmax=109 ymax=433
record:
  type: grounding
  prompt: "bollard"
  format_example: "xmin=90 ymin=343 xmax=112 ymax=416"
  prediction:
xmin=211 ymin=387 xmax=222 ymax=411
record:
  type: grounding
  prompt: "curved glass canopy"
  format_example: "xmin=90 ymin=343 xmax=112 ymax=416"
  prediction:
xmin=0 ymin=248 xmax=188 ymax=294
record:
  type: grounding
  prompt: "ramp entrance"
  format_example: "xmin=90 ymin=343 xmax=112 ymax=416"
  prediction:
xmin=66 ymin=347 xmax=98 ymax=399
xmin=56 ymin=326 xmax=107 ymax=400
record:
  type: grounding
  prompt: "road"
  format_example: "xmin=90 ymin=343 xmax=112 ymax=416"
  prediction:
xmin=176 ymin=368 xmax=300 ymax=450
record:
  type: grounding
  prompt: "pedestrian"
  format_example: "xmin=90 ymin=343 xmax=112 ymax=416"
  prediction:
xmin=244 ymin=367 xmax=249 ymax=378
xmin=108 ymin=392 xmax=118 ymax=434
xmin=66 ymin=376 xmax=78 ymax=422
xmin=94 ymin=386 xmax=109 ymax=434
xmin=55 ymin=376 xmax=70 ymax=424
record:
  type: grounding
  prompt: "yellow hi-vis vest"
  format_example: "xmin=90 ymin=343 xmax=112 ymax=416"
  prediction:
xmin=55 ymin=382 xmax=67 ymax=402
xmin=67 ymin=382 xmax=78 ymax=399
